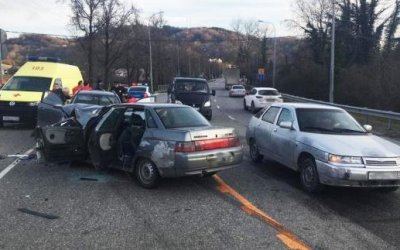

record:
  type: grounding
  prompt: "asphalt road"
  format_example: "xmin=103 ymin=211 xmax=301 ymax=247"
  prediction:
xmin=0 ymin=78 xmax=399 ymax=249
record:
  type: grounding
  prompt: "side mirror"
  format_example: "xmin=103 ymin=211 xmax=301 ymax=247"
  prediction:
xmin=279 ymin=121 xmax=293 ymax=130
xmin=363 ymin=124 xmax=372 ymax=132
xmin=211 ymin=90 xmax=216 ymax=96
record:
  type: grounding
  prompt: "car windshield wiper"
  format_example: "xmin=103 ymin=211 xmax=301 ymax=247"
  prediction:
xmin=332 ymin=128 xmax=366 ymax=133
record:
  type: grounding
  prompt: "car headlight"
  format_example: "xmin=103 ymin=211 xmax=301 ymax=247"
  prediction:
xmin=328 ymin=154 xmax=363 ymax=164
xmin=204 ymin=100 xmax=211 ymax=107
xmin=28 ymin=102 xmax=39 ymax=107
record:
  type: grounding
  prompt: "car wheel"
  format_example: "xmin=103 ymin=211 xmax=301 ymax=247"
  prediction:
xmin=299 ymin=157 xmax=323 ymax=193
xmin=243 ymin=99 xmax=248 ymax=110
xmin=249 ymin=140 xmax=263 ymax=163
xmin=205 ymin=113 xmax=212 ymax=121
xmin=135 ymin=158 xmax=160 ymax=189
xmin=379 ymin=187 xmax=399 ymax=193
xmin=0 ymin=119 xmax=3 ymax=128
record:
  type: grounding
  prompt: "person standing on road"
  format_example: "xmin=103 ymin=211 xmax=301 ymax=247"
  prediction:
xmin=82 ymin=81 xmax=93 ymax=91
xmin=51 ymin=79 xmax=66 ymax=103
xmin=111 ymin=82 xmax=127 ymax=102
xmin=72 ymin=80 xmax=83 ymax=94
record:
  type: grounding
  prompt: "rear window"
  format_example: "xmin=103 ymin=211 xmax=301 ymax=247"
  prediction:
xmin=232 ymin=85 xmax=244 ymax=89
xmin=3 ymin=76 xmax=52 ymax=92
xmin=258 ymin=90 xmax=279 ymax=96
xmin=73 ymin=94 xmax=120 ymax=105
xmin=155 ymin=107 xmax=210 ymax=128
xmin=129 ymin=87 xmax=147 ymax=92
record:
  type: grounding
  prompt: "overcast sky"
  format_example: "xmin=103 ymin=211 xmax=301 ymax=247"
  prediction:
xmin=1 ymin=0 xmax=297 ymax=38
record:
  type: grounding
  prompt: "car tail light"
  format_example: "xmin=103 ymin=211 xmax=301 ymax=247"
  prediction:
xmin=175 ymin=137 xmax=240 ymax=152
xmin=175 ymin=142 xmax=196 ymax=152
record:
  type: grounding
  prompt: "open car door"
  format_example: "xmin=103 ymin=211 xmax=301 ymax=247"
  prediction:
xmin=87 ymin=107 xmax=125 ymax=169
xmin=36 ymin=119 xmax=86 ymax=162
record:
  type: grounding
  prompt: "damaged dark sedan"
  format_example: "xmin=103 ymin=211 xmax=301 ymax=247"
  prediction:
xmin=35 ymin=95 xmax=243 ymax=188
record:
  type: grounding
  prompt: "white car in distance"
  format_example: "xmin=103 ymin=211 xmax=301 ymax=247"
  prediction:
xmin=229 ymin=85 xmax=246 ymax=97
xmin=244 ymin=87 xmax=283 ymax=113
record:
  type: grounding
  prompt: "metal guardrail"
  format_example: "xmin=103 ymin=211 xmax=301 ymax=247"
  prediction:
xmin=282 ymin=93 xmax=400 ymax=129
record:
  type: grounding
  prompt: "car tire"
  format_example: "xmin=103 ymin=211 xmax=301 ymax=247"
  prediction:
xmin=379 ymin=187 xmax=399 ymax=193
xmin=299 ymin=157 xmax=324 ymax=193
xmin=205 ymin=113 xmax=212 ymax=121
xmin=243 ymin=99 xmax=248 ymax=110
xmin=249 ymin=139 xmax=263 ymax=163
xmin=251 ymin=102 xmax=256 ymax=113
xmin=135 ymin=158 xmax=160 ymax=189
xmin=0 ymin=119 xmax=3 ymax=128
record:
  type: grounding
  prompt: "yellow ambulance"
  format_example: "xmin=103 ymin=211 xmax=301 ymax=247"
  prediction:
xmin=0 ymin=57 xmax=83 ymax=126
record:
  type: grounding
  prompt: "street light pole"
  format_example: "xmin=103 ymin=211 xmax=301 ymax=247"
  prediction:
xmin=258 ymin=20 xmax=277 ymax=88
xmin=329 ymin=0 xmax=336 ymax=103
xmin=148 ymin=11 xmax=163 ymax=93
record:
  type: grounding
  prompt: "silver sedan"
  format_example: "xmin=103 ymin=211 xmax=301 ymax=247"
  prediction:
xmin=246 ymin=103 xmax=400 ymax=193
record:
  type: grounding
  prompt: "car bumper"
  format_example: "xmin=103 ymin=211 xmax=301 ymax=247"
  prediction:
xmin=0 ymin=104 xmax=37 ymax=125
xmin=229 ymin=92 xmax=245 ymax=97
xmin=171 ymin=146 xmax=243 ymax=177
xmin=254 ymin=100 xmax=283 ymax=109
xmin=316 ymin=160 xmax=400 ymax=187
xmin=199 ymin=107 xmax=212 ymax=117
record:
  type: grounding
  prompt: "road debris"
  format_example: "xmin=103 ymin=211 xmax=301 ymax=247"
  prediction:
xmin=17 ymin=208 xmax=59 ymax=220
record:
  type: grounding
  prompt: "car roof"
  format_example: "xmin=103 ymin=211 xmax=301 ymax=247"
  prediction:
xmin=77 ymin=90 xmax=116 ymax=96
xmin=272 ymin=102 xmax=344 ymax=110
xmin=232 ymin=84 xmax=244 ymax=87
xmin=173 ymin=77 xmax=207 ymax=82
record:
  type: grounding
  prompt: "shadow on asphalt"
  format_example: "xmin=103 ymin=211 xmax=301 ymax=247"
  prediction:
xmin=251 ymin=158 xmax=400 ymax=248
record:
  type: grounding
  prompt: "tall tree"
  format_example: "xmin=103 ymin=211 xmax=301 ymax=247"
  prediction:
xmin=69 ymin=0 xmax=103 ymax=83
xmin=98 ymin=0 xmax=136 ymax=88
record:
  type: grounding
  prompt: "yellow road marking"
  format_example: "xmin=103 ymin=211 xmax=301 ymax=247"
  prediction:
xmin=213 ymin=175 xmax=311 ymax=250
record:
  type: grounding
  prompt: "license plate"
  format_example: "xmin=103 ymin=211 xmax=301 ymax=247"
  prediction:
xmin=3 ymin=116 xmax=20 ymax=122
xmin=369 ymin=172 xmax=400 ymax=180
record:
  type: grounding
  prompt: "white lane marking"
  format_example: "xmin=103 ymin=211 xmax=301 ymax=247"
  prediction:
xmin=0 ymin=148 xmax=34 ymax=180
xmin=217 ymin=105 xmax=220 ymax=109
xmin=228 ymin=115 xmax=236 ymax=121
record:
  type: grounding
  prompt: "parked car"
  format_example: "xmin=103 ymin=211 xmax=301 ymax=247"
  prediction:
xmin=126 ymin=85 xmax=151 ymax=103
xmin=35 ymin=103 xmax=243 ymax=188
xmin=244 ymin=87 xmax=282 ymax=113
xmin=246 ymin=103 xmax=400 ymax=193
xmin=229 ymin=85 xmax=246 ymax=97
xmin=71 ymin=90 xmax=121 ymax=105
xmin=168 ymin=77 xmax=215 ymax=120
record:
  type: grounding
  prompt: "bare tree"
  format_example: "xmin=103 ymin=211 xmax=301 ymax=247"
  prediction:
xmin=69 ymin=0 xmax=103 ymax=83
xmin=98 ymin=0 xmax=137 ymax=88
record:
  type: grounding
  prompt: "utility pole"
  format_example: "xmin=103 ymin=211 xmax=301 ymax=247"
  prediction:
xmin=329 ymin=0 xmax=336 ymax=103
xmin=257 ymin=20 xmax=277 ymax=88
xmin=0 ymin=29 xmax=5 ymax=85
xmin=148 ymin=11 xmax=163 ymax=93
